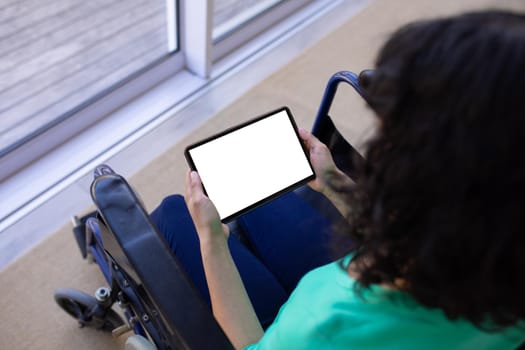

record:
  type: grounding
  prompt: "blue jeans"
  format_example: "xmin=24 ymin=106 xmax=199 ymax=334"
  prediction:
xmin=150 ymin=188 xmax=337 ymax=326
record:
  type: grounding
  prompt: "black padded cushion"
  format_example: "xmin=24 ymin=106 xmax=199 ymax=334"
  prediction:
xmin=91 ymin=174 xmax=233 ymax=350
xmin=313 ymin=114 xmax=363 ymax=181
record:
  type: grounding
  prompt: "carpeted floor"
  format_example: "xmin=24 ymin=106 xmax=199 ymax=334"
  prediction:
xmin=1 ymin=0 xmax=523 ymax=349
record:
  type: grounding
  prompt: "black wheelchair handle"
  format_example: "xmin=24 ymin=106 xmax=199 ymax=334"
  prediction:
xmin=312 ymin=71 xmax=364 ymax=136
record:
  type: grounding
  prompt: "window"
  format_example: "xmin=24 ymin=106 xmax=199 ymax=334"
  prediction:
xmin=213 ymin=0 xmax=284 ymax=40
xmin=0 ymin=0 xmax=319 ymax=182
xmin=0 ymin=1 xmax=178 ymax=161
xmin=212 ymin=0 xmax=311 ymax=61
xmin=0 ymin=0 xmax=323 ymax=227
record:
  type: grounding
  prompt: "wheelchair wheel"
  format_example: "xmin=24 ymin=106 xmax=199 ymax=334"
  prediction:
xmin=54 ymin=288 xmax=124 ymax=332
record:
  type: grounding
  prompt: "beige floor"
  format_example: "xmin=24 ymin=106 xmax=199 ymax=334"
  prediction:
xmin=1 ymin=0 xmax=523 ymax=349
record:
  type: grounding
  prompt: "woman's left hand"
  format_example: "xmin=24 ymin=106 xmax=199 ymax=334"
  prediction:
xmin=184 ymin=170 xmax=263 ymax=348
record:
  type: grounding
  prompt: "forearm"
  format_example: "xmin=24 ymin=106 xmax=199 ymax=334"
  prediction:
xmin=184 ymin=170 xmax=263 ymax=348
xmin=199 ymin=234 xmax=264 ymax=350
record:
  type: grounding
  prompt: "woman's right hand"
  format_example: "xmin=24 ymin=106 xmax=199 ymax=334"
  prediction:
xmin=298 ymin=128 xmax=354 ymax=195
xmin=299 ymin=128 xmax=355 ymax=217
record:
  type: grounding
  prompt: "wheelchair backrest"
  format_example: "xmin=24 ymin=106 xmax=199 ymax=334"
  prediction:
xmin=91 ymin=174 xmax=233 ymax=350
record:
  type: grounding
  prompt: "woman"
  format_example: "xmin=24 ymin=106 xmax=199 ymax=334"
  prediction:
xmin=156 ymin=10 xmax=525 ymax=349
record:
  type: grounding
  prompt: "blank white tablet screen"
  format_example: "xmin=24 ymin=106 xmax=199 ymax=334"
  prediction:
xmin=187 ymin=109 xmax=314 ymax=221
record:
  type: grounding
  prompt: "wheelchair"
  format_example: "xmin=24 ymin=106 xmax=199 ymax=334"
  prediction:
xmin=53 ymin=70 xmax=364 ymax=350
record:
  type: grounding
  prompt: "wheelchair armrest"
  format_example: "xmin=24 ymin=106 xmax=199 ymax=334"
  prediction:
xmin=91 ymin=174 xmax=233 ymax=350
xmin=312 ymin=71 xmax=367 ymax=181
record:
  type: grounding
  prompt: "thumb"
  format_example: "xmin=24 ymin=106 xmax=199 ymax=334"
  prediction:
xmin=190 ymin=170 xmax=200 ymax=186
xmin=298 ymin=128 xmax=322 ymax=150
xmin=186 ymin=170 xmax=204 ymax=198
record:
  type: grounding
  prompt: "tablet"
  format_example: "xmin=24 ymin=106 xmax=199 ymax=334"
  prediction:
xmin=185 ymin=107 xmax=315 ymax=222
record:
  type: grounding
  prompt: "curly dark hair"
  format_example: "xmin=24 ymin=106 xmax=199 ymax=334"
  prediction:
xmin=345 ymin=10 xmax=525 ymax=329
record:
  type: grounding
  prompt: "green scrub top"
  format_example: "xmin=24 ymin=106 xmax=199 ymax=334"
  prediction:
xmin=244 ymin=257 xmax=525 ymax=350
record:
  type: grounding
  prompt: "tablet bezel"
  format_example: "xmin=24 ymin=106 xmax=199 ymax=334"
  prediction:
xmin=184 ymin=106 xmax=315 ymax=223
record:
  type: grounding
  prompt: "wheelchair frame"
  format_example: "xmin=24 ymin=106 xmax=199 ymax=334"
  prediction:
xmin=54 ymin=71 xmax=365 ymax=349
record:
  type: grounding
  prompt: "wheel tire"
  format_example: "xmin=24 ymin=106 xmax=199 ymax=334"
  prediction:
xmin=54 ymin=288 xmax=124 ymax=332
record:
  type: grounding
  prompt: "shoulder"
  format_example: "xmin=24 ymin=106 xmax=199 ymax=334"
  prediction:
xmin=246 ymin=260 xmax=375 ymax=349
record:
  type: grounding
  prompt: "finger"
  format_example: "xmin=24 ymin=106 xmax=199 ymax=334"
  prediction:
xmin=185 ymin=168 xmax=191 ymax=187
xmin=190 ymin=170 xmax=200 ymax=187
xmin=185 ymin=170 xmax=203 ymax=201
xmin=298 ymin=128 xmax=314 ymax=151
xmin=298 ymin=127 xmax=311 ymax=143
xmin=222 ymin=223 xmax=230 ymax=237
xmin=299 ymin=127 xmax=323 ymax=150
xmin=185 ymin=169 xmax=193 ymax=199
